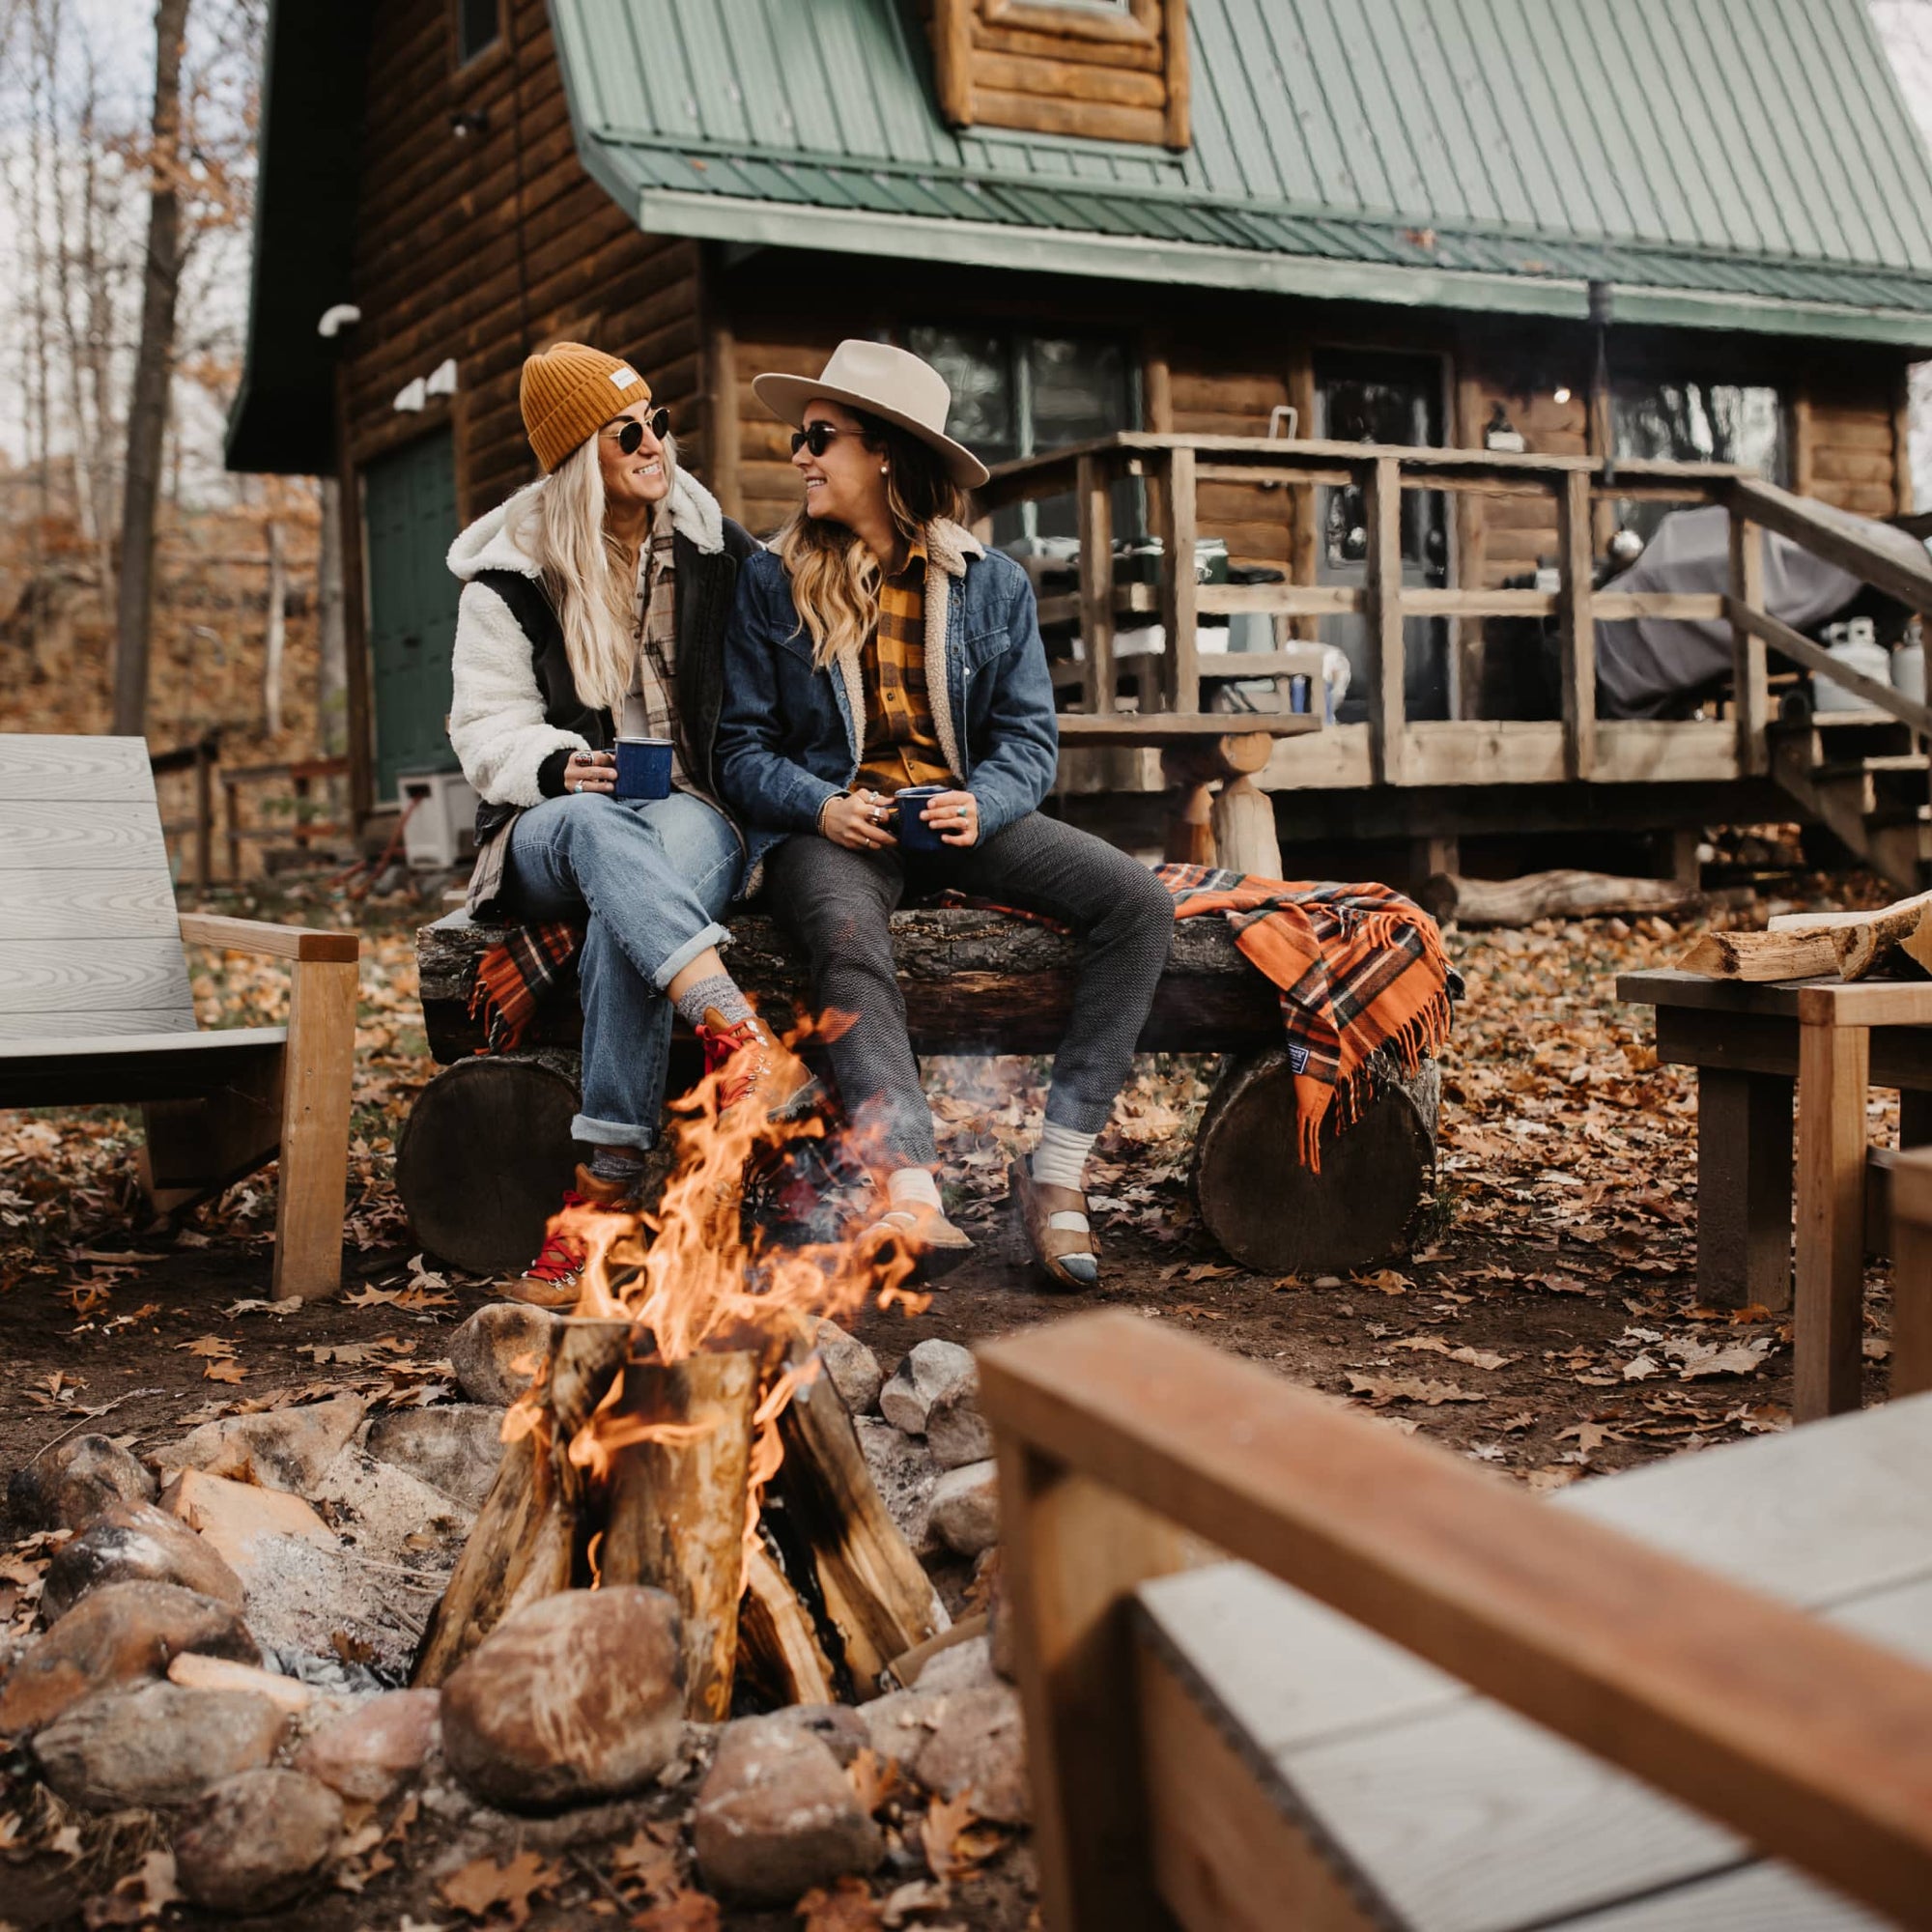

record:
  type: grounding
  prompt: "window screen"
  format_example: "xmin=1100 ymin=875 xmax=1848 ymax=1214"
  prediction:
xmin=457 ymin=0 xmax=499 ymax=64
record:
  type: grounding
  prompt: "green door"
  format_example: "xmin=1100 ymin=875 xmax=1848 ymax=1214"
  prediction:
xmin=363 ymin=430 xmax=463 ymax=801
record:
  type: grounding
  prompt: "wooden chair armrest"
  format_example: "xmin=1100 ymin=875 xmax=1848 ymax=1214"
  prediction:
xmin=180 ymin=912 xmax=359 ymax=963
xmin=979 ymin=1310 xmax=1932 ymax=1928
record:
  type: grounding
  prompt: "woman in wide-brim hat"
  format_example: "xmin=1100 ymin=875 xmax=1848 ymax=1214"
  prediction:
xmin=716 ymin=339 xmax=1175 ymax=1290
xmin=445 ymin=342 xmax=817 ymax=1305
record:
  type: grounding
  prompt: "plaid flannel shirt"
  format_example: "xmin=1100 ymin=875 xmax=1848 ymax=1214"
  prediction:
xmin=856 ymin=535 xmax=952 ymax=794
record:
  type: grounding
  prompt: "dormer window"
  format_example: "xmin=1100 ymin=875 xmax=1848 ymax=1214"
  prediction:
xmin=930 ymin=0 xmax=1189 ymax=149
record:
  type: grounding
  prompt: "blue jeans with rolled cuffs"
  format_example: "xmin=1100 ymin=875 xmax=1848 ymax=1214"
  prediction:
xmin=501 ymin=791 xmax=743 ymax=1149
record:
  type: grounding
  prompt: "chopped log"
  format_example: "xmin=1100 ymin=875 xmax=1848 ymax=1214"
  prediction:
xmin=1766 ymin=888 xmax=1932 ymax=981
xmin=1675 ymin=927 xmax=1843 ymax=982
xmin=600 ymin=1350 xmax=759 ymax=1722
xmin=412 ymin=1320 xmax=634 ymax=1688
xmin=1421 ymin=869 xmax=1702 ymax=928
xmin=737 ymin=1542 xmax=836 ymax=1709
xmin=394 ymin=1055 xmax=582 ymax=1274
xmin=1191 ymin=1048 xmax=1438 ymax=1274
xmin=772 ymin=1363 xmax=948 ymax=1698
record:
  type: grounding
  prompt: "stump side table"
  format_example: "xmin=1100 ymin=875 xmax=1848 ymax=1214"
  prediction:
xmin=1620 ymin=968 xmax=1932 ymax=1423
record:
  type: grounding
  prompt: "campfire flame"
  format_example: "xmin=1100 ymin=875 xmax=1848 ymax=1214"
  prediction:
xmin=505 ymin=1016 xmax=925 ymax=1588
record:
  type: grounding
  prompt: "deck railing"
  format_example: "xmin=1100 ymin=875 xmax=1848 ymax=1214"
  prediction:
xmin=977 ymin=435 xmax=1932 ymax=790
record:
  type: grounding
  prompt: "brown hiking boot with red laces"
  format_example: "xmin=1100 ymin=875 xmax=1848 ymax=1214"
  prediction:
xmin=695 ymin=1009 xmax=823 ymax=1126
xmin=509 ymin=1164 xmax=638 ymax=1309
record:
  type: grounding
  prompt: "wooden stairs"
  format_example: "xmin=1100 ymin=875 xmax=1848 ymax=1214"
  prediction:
xmin=1770 ymin=707 xmax=1932 ymax=893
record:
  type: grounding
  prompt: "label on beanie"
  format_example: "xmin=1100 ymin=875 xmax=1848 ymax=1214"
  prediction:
xmin=610 ymin=368 xmax=639 ymax=389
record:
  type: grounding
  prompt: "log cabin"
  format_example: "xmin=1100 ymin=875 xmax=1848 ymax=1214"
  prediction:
xmin=226 ymin=0 xmax=1932 ymax=885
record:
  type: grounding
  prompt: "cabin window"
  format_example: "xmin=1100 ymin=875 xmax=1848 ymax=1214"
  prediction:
xmin=906 ymin=326 xmax=1137 ymax=543
xmin=455 ymin=0 xmax=500 ymax=66
xmin=1612 ymin=380 xmax=1786 ymax=538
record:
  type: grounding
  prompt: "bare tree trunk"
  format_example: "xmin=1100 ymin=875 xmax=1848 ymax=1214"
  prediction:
xmin=111 ymin=0 xmax=191 ymax=740
xmin=317 ymin=479 xmax=347 ymax=755
xmin=263 ymin=518 xmax=286 ymax=737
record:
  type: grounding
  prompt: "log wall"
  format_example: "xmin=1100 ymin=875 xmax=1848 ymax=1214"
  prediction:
xmin=340 ymin=0 xmax=705 ymax=526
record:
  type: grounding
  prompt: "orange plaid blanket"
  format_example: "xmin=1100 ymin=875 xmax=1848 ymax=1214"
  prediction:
xmin=1155 ymin=864 xmax=1453 ymax=1170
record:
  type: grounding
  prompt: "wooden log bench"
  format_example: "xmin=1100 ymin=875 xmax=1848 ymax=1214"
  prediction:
xmin=404 ymin=903 xmax=1440 ymax=1278
xmin=980 ymin=1310 xmax=1932 ymax=1932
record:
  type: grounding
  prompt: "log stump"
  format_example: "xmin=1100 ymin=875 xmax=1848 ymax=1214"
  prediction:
xmin=394 ymin=1055 xmax=581 ymax=1274
xmin=1192 ymin=1049 xmax=1438 ymax=1274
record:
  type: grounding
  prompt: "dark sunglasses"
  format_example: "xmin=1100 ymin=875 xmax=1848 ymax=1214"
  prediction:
xmin=600 ymin=407 xmax=670 ymax=454
xmin=790 ymin=422 xmax=854 ymax=458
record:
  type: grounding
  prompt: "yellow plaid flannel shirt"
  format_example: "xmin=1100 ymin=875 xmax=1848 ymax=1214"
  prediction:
xmin=856 ymin=534 xmax=953 ymax=795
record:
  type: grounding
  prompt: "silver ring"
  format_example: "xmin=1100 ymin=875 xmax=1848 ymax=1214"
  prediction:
xmin=573 ymin=780 xmax=583 ymax=794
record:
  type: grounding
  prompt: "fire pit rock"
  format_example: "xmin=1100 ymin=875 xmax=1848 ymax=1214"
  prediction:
xmin=296 ymin=1688 xmax=440 ymax=1804
xmin=854 ymin=1419 xmax=941 ymax=1560
xmin=33 ymin=1679 xmax=291 ymax=1809
xmin=449 ymin=1303 xmax=562 ymax=1407
xmin=0 ymin=1581 xmax=257 ymax=1740
xmin=175 ymin=1767 xmax=345 ymax=1913
xmin=930 ymin=1460 xmax=1000 ymax=1556
xmin=693 ymin=1711 xmax=884 ymax=1903
xmin=863 ymin=1682 xmax=1030 ymax=1826
xmin=149 ymin=1396 xmax=368 ymax=1496
xmin=879 ymin=1339 xmax=976 ymax=1440
xmin=440 ymin=1586 xmax=684 ymax=1811
xmin=41 ymin=1501 xmax=245 ymax=1622
xmin=363 ymin=1406 xmax=508 ymax=1511
xmin=804 ymin=1319 xmax=884 ymax=1418
xmin=9 ymin=1435 xmax=156 ymax=1530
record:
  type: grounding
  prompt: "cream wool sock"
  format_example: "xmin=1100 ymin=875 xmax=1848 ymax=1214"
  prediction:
xmin=886 ymin=1167 xmax=943 ymax=1210
xmin=1030 ymin=1122 xmax=1097 ymax=1194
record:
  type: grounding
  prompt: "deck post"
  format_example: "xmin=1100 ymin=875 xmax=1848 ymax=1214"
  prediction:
xmin=1365 ymin=454 xmax=1406 ymax=784
xmin=192 ymin=737 xmax=213 ymax=894
xmin=1156 ymin=445 xmax=1199 ymax=713
xmin=1558 ymin=469 xmax=1596 ymax=781
xmin=1076 ymin=454 xmax=1115 ymax=715
xmin=1729 ymin=509 xmax=1769 ymax=777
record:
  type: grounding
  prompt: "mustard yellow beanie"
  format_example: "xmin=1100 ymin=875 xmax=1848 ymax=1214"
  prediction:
xmin=519 ymin=342 xmax=652 ymax=473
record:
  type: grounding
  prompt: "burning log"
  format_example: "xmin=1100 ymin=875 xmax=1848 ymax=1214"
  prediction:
xmin=412 ymin=1320 xmax=633 ymax=1688
xmin=769 ymin=1356 xmax=948 ymax=1697
xmin=599 ymin=1350 xmax=760 ymax=1722
xmin=737 ymin=1542 xmax=836 ymax=1707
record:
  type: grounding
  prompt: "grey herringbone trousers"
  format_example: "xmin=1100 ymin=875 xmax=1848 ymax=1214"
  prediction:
xmin=764 ymin=811 xmax=1176 ymax=1166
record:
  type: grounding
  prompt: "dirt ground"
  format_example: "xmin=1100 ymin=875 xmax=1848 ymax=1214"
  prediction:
xmin=0 ymin=861 xmax=1901 ymax=1928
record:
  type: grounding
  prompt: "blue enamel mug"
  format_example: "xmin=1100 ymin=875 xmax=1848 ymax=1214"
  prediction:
xmin=893 ymin=784 xmax=951 ymax=852
xmin=613 ymin=736 xmax=674 ymax=801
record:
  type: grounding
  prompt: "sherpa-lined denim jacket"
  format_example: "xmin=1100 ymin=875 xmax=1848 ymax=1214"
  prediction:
xmin=716 ymin=518 xmax=1059 ymax=879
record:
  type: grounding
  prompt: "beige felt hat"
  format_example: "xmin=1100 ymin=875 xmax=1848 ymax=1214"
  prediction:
xmin=752 ymin=339 xmax=990 ymax=490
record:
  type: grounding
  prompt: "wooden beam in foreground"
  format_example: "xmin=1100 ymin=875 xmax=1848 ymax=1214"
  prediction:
xmin=978 ymin=1310 xmax=1932 ymax=1931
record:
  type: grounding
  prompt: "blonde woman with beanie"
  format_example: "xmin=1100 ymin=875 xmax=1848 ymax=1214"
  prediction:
xmin=447 ymin=343 xmax=816 ymax=1303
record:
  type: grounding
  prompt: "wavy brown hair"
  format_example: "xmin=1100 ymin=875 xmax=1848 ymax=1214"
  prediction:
xmin=773 ymin=412 xmax=965 ymax=668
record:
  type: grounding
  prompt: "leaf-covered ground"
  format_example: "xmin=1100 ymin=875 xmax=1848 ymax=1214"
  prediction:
xmin=0 ymin=866 xmax=1905 ymax=1927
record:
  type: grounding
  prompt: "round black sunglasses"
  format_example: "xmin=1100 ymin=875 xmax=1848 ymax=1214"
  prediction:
xmin=601 ymin=408 xmax=670 ymax=454
xmin=790 ymin=422 xmax=855 ymax=458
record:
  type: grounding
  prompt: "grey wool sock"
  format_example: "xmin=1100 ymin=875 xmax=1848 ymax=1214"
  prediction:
xmin=674 ymin=972 xmax=754 ymax=1032
xmin=588 ymin=1146 xmax=646 ymax=1189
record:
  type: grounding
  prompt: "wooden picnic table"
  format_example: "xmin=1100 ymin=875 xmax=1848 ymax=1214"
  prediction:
xmin=1619 ymin=968 xmax=1932 ymax=1422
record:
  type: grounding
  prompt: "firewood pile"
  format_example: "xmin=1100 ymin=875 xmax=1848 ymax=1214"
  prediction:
xmin=1678 ymin=887 xmax=1932 ymax=982
xmin=0 ymin=1076 xmax=1027 ymax=1919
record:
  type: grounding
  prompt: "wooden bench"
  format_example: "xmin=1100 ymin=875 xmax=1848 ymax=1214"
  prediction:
xmin=1619 ymin=968 xmax=1932 ymax=1421
xmin=979 ymin=1310 xmax=1932 ymax=1931
xmin=0 ymin=735 xmax=359 ymax=1299
xmin=402 ymin=901 xmax=1439 ymax=1277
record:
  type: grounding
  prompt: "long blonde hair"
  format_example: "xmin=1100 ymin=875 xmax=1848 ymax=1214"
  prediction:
xmin=508 ymin=430 xmax=680 ymax=712
xmin=774 ymin=415 xmax=963 ymax=668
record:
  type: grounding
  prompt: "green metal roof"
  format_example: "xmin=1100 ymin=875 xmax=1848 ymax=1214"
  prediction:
xmin=553 ymin=0 xmax=1932 ymax=342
